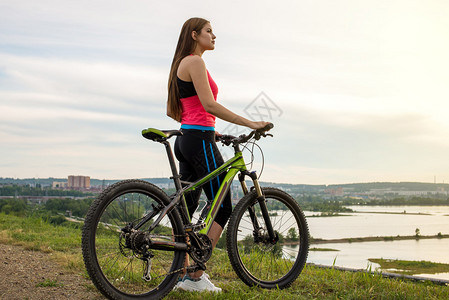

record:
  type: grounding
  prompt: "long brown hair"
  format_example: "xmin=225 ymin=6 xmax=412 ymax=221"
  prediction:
xmin=167 ymin=17 xmax=210 ymax=122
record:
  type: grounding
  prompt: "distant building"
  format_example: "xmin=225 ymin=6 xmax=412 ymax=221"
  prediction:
xmin=52 ymin=181 xmax=68 ymax=189
xmin=324 ymin=187 xmax=344 ymax=197
xmin=68 ymin=175 xmax=90 ymax=189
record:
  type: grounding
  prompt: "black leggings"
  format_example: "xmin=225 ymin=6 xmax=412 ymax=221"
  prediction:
xmin=174 ymin=129 xmax=232 ymax=228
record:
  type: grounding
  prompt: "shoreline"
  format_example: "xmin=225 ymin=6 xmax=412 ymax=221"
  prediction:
xmin=351 ymin=211 xmax=432 ymax=216
xmin=306 ymin=211 xmax=435 ymax=218
xmin=307 ymin=234 xmax=449 ymax=245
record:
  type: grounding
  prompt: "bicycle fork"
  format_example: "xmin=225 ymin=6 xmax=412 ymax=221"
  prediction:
xmin=239 ymin=171 xmax=278 ymax=244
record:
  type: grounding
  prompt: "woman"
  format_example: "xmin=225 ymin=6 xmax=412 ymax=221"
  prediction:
xmin=167 ymin=17 xmax=270 ymax=292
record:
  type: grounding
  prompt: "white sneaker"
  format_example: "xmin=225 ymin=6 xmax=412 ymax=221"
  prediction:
xmin=172 ymin=277 xmax=184 ymax=291
xmin=177 ymin=273 xmax=222 ymax=293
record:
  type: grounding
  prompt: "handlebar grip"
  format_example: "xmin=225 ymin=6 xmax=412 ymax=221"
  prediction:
xmin=265 ymin=123 xmax=274 ymax=130
xmin=255 ymin=123 xmax=274 ymax=135
xmin=258 ymin=123 xmax=274 ymax=132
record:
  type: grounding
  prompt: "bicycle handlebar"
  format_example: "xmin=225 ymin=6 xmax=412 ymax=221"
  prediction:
xmin=217 ymin=123 xmax=274 ymax=146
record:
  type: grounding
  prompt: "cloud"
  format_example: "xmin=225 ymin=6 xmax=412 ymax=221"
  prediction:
xmin=1 ymin=0 xmax=449 ymax=183
xmin=0 ymin=52 xmax=173 ymax=179
xmin=0 ymin=53 xmax=170 ymax=128
xmin=253 ymin=101 xmax=449 ymax=183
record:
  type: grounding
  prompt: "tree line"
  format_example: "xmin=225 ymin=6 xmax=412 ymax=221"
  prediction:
xmin=0 ymin=185 xmax=93 ymax=197
xmin=0 ymin=197 xmax=93 ymax=219
xmin=342 ymin=197 xmax=449 ymax=206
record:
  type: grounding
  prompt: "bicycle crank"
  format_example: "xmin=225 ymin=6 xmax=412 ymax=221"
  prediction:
xmin=188 ymin=233 xmax=212 ymax=265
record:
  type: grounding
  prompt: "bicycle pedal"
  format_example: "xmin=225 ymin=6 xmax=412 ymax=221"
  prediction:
xmin=186 ymin=263 xmax=205 ymax=273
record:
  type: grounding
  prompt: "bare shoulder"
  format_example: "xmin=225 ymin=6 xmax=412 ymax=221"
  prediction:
xmin=178 ymin=55 xmax=206 ymax=80
xmin=181 ymin=55 xmax=205 ymax=68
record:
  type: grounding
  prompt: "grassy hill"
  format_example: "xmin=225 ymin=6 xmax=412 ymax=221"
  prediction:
xmin=0 ymin=213 xmax=448 ymax=299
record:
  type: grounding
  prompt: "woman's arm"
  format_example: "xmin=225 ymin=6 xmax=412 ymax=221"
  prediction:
xmin=186 ymin=56 xmax=269 ymax=130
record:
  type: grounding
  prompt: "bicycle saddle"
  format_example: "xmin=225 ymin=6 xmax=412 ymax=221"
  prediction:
xmin=142 ymin=128 xmax=182 ymax=142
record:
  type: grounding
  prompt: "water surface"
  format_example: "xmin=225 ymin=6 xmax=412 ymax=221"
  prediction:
xmin=302 ymin=205 xmax=449 ymax=280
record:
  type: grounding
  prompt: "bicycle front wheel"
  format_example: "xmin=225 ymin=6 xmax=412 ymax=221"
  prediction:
xmin=82 ymin=179 xmax=185 ymax=300
xmin=227 ymin=187 xmax=309 ymax=289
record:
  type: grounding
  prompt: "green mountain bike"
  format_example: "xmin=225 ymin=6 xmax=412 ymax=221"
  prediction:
xmin=82 ymin=124 xmax=309 ymax=300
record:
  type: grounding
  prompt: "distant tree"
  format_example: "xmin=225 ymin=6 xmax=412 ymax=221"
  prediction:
xmin=415 ymin=228 xmax=421 ymax=238
xmin=286 ymin=228 xmax=298 ymax=241
xmin=44 ymin=198 xmax=93 ymax=217
xmin=0 ymin=199 xmax=27 ymax=216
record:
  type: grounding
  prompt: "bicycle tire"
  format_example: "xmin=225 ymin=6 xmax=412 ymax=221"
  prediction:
xmin=226 ymin=187 xmax=309 ymax=289
xmin=82 ymin=179 xmax=185 ymax=300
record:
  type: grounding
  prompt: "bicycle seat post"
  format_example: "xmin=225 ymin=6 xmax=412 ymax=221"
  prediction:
xmin=162 ymin=141 xmax=182 ymax=191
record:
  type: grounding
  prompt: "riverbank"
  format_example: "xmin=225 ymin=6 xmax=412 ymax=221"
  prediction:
xmin=309 ymin=234 xmax=449 ymax=244
xmin=352 ymin=210 xmax=432 ymax=216
xmin=306 ymin=210 xmax=433 ymax=218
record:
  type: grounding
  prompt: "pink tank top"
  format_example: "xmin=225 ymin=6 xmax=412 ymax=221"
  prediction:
xmin=180 ymin=70 xmax=218 ymax=128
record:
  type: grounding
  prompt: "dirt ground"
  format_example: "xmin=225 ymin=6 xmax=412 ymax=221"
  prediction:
xmin=0 ymin=243 xmax=103 ymax=300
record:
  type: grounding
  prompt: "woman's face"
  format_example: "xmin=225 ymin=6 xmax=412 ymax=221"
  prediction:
xmin=193 ymin=23 xmax=216 ymax=51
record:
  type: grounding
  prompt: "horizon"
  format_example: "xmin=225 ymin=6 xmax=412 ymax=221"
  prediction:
xmin=1 ymin=1 xmax=449 ymax=184
xmin=2 ymin=176 xmax=448 ymax=187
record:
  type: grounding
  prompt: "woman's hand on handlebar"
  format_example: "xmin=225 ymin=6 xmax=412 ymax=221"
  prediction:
xmin=249 ymin=121 xmax=272 ymax=130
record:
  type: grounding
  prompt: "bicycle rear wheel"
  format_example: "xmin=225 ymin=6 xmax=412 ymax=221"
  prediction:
xmin=82 ymin=179 xmax=185 ymax=300
xmin=227 ymin=187 xmax=309 ymax=289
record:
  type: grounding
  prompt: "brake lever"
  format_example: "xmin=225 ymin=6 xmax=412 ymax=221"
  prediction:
xmin=254 ymin=131 xmax=273 ymax=140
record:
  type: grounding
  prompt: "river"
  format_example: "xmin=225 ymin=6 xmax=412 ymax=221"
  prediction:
xmin=302 ymin=206 xmax=449 ymax=280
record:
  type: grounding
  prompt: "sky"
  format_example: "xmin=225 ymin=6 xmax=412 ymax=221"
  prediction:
xmin=1 ymin=0 xmax=449 ymax=185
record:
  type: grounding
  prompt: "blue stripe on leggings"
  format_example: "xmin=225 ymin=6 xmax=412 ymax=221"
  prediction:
xmin=210 ymin=143 xmax=223 ymax=207
xmin=209 ymin=143 xmax=220 ymax=187
xmin=203 ymin=140 xmax=214 ymax=199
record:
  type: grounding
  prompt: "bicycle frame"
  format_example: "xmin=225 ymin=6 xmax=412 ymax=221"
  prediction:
xmin=183 ymin=151 xmax=246 ymax=234
xmin=147 ymin=140 xmax=245 ymax=231
xmin=145 ymin=136 xmax=276 ymax=251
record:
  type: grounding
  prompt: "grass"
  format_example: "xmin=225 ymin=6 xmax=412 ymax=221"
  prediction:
xmin=309 ymin=247 xmax=339 ymax=252
xmin=369 ymin=258 xmax=449 ymax=275
xmin=1 ymin=213 xmax=449 ymax=299
xmin=36 ymin=279 xmax=64 ymax=287
xmin=0 ymin=213 xmax=86 ymax=272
